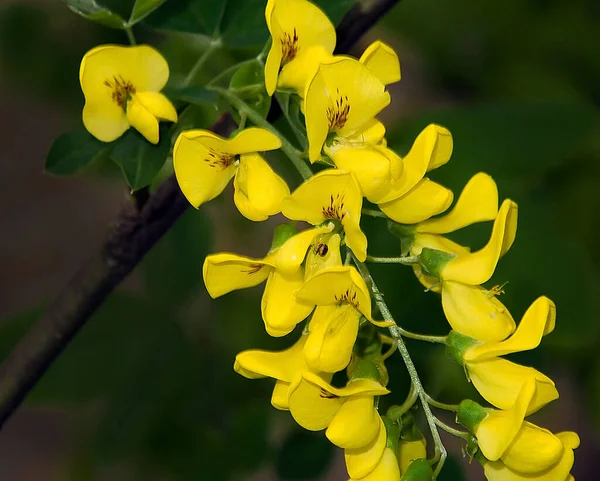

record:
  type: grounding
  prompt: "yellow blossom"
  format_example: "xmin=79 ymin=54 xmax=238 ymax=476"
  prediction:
xmin=348 ymin=447 xmax=400 ymax=481
xmin=264 ymin=0 xmax=336 ymax=96
xmin=359 ymin=41 xmax=401 ymax=86
xmin=281 ymin=169 xmax=368 ymax=260
xmin=482 ymin=431 xmax=579 ymax=481
xmin=397 ymin=437 xmax=427 ymax=474
xmin=80 ymin=45 xmax=177 ymax=144
xmin=345 ymin=416 xmax=388 ymax=478
xmin=287 ymin=371 xmax=389 ymax=449
xmin=174 ymin=128 xmax=288 ymax=219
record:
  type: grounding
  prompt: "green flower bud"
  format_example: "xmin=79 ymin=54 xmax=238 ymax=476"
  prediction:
xmin=349 ymin=358 xmax=381 ymax=383
xmin=456 ymin=399 xmax=487 ymax=433
xmin=400 ymin=458 xmax=433 ymax=481
xmin=269 ymin=222 xmax=298 ymax=252
xmin=418 ymin=247 xmax=457 ymax=279
xmin=445 ymin=331 xmax=479 ymax=364
xmin=387 ymin=221 xmax=416 ymax=255
xmin=382 ymin=415 xmax=401 ymax=454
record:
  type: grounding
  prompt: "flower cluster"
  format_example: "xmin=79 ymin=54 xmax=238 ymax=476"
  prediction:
xmin=77 ymin=0 xmax=579 ymax=479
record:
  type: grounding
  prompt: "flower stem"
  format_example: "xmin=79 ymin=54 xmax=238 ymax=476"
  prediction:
xmin=366 ymin=255 xmax=420 ymax=265
xmin=426 ymin=393 xmax=459 ymax=412
xmin=210 ymin=87 xmax=313 ymax=180
xmin=351 ymin=253 xmax=447 ymax=478
xmin=184 ymin=39 xmax=222 ymax=87
xmin=434 ymin=418 xmax=470 ymax=439
xmin=206 ymin=59 xmax=257 ymax=87
xmin=124 ymin=26 xmax=136 ymax=45
xmin=362 ymin=208 xmax=387 ymax=218
xmin=397 ymin=329 xmax=447 ymax=344
xmin=387 ymin=383 xmax=418 ymax=421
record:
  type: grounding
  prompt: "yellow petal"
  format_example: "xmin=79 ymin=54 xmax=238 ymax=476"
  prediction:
xmin=379 ymin=178 xmax=454 ymax=224
xmin=398 ymin=438 xmax=427 ymax=474
xmin=325 ymin=142 xmax=393 ymax=198
xmin=464 ymin=296 xmax=556 ymax=361
xmin=359 ymin=40 xmax=401 ymax=85
xmin=296 ymin=266 xmax=373 ymax=321
xmin=202 ymin=253 xmax=274 ymax=298
xmin=300 ymin=371 xmax=389 ymax=397
xmin=417 ymin=173 xmax=499 ymax=234
xmin=476 ymin=379 xmax=535 ymax=461
xmin=303 ymin=233 xmax=343 ymax=280
xmin=441 ymin=199 xmax=518 ymax=285
xmin=350 ymin=447 xmax=400 ymax=481
xmin=135 ymin=91 xmax=177 ymax=122
xmin=305 ymin=58 xmax=390 ymax=161
xmin=227 ymin=127 xmax=282 ymax=154
xmin=411 ymin=233 xmax=470 ymax=258
xmin=327 ymin=396 xmax=380 ymax=449
xmin=501 ymin=422 xmax=563 ymax=473
xmin=467 ymin=358 xmax=558 ymax=415
xmin=82 ymin=100 xmax=129 ymax=143
xmin=345 ymin=415 xmax=386 ymax=478
xmin=278 ymin=45 xmax=333 ymax=96
xmin=370 ymin=124 xmax=453 ymax=204
xmin=271 ymin=380 xmax=291 ymax=410
xmin=126 ymin=95 xmax=159 ymax=144
xmin=234 ymin=334 xmax=308 ymax=382
xmin=442 ymin=281 xmax=516 ymax=342
xmin=275 ymin=225 xmax=334 ymax=275
xmin=346 ymin=119 xmax=387 ymax=145
xmin=233 ymin=169 xmax=268 ymax=222
xmin=262 ymin=268 xmax=314 ymax=337
xmin=304 ymin=305 xmax=360 ymax=372
xmin=265 ymin=0 xmax=336 ymax=96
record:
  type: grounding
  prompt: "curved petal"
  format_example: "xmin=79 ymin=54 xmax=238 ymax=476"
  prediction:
xmin=344 ymin=415 xmax=386 ymax=478
xmin=271 ymin=380 xmax=291 ymax=410
xmin=475 ymin=379 xmax=535 ymax=461
xmin=202 ymin=253 xmax=273 ymax=298
xmin=465 ymin=296 xmax=556 ymax=361
xmin=467 ymin=358 xmax=558 ymax=415
xmin=442 ymin=281 xmax=516 ymax=342
xmin=351 ymin=447 xmax=400 ymax=481
xmin=126 ymin=95 xmax=159 ymax=144
xmin=234 ymin=335 xmax=308 ymax=382
xmin=370 ymin=124 xmax=453 ymax=204
xmin=303 ymin=233 xmax=343 ymax=280
xmin=278 ymin=45 xmax=333 ymax=96
xmin=228 ymin=127 xmax=282 ymax=154
xmin=347 ymin=119 xmax=387 ymax=145
xmin=411 ymin=233 xmax=470 ymax=258
xmin=135 ymin=91 xmax=177 ymax=122
xmin=173 ymin=131 xmax=237 ymax=208
xmin=417 ymin=173 xmax=499 ymax=234
xmin=305 ymin=58 xmax=390 ymax=161
xmin=82 ymin=100 xmax=129 ymax=143
xmin=325 ymin=142 xmax=392 ymax=198
xmin=398 ymin=438 xmax=427 ymax=474
xmin=304 ymin=305 xmax=360 ymax=372
xmin=233 ymin=169 xmax=268 ymax=221
xmin=379 ymin=178 xmax=454 ymax=224
xmin=327 ymin=396 xmax=380 ymax=449
xmin=262 ymin=269 xmax=314 ymax=337
xmin=501 ymin=422 xmax=563 ymax=473
xmin=275 ymin=225 xmax=334 ymax=275
xmin=359 ymin=40 xmax=401 ymax=85
xmin=343 ymin=214 xmax=369 ymax=262
xmin=296 ymin=266 xmax=373 ymax=321
xmin=302 ymin=371 xmax=389 ymax=397
xmin=441 ymin=199 xmax=518 ymax=285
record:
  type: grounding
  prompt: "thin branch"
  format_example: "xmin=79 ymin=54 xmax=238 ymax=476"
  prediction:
xmin=0 ymin=0 xmax=401 ymax=431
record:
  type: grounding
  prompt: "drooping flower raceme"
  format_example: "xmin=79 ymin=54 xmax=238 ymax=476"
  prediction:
xmin=80 ymin=45 xmax=177 ymax=144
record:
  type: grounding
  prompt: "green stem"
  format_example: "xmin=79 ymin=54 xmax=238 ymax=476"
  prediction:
xmin=183 ymin=39 xmax=222 ymax=87
xmin=210 ymin=87 xmax=313 ymax=180
xmin=425 ymin=394 xmax=459 ymax=412
xmin=206 ymin=59 xmax=257 ymax=87
xmin=397 ymin=329 xmax=447 ymax=344
xmin=362 ymin=208 xmax=387 ymax=218
xmin=351 ymin=253 xmax=447 ymax=479
xmin=366 ymin=255 xmax=420 ymax=265
xmin=125 ymin=26 xmax=136 ymax=45
xmin=387 ymin=383 xmax=418 ymax=421
xmin=434 ymin=418 xmax=470 ymax=440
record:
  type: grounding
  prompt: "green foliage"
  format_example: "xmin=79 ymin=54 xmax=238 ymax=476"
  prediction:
xmin=64 ymin=0 xmax=126 ymax=29
xmin=128 ymin=0 xmax=168 ymax=25
xmin=45 ymin=131 xmax=111 ymax=176
xmin=164 ymin=86 xmax=219 ymax=107
xmin=229 ymin=60 xmax=271 ymax=122
xmin=110 ymin=126 xmax=171 ymax=191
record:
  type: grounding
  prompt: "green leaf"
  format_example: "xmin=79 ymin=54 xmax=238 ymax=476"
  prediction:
xmin=229 ymin=60 xmax=271 ymax=122
xmin=64 ymin=0 xmax=126 ymax=29
xmin=110 ymin=126 xmax=171 ymax=190
xmin=46 ymin=131 xmax=112 ymax=176
xmin=128 ymin=0 xmax=168 ymax=25
xmin=164 ymin=86 xmax=219 ymax=107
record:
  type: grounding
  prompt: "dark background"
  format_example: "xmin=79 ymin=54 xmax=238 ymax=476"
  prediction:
xmin=0 ymin=0 xmax=598 ymax=479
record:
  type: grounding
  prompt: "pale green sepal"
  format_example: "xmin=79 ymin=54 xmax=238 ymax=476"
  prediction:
xmin=270 ymin=222 xmax=298 ymax=252
xmin=419 ymin=247 xmax=457 ymax=278
xmin=457 ymin=399 xmax=488 ymax=433
xmin=445 ymin=331 xmax=480 ymax=364
xmin=400 ymin=458 xmax=434 ymax=481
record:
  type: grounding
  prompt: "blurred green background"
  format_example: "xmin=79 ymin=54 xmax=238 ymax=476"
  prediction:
xmin=0 ymin=0 xmax=599 ymax=480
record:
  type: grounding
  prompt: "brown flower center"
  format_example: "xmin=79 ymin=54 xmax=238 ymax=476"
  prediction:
xmin=334 ymin=289 xmax=359 ymax=309
xmin=241 ymin=263 xmax=264 ymax=275
xmin=281 ymin=28 xmax=299 ymax=64
xmin=205 ymin=147 xmax=236 ymax=171
xmin=327 ymin=89 xmax=350 ymax=131
xmin=104 ymin=75 xmax=136 ymax=109
xmin=322 ymin=193 xmax=346 ymax=221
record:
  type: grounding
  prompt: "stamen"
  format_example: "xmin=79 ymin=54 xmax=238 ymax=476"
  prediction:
xmin=241 ymin=263 xmax=264 ymax=275
xmin=322 ymin=193 xmax=346 ymax=221
xmin=281 ymin=28 xmax=299 ymax=64
xmin=205 ymin=147 xmax=236 ymax=171
xmin=104 ymin=75 xmax=136 ymax=109
xmin=326 ymin=88 xmax=350 ymax=131
xmin=334 ymin=288 xmax=359 ymax=308
xmin=487 ymin=282 xmax=509 ymax=298
xmin=319 ymin=388 xmax=339 ymax=399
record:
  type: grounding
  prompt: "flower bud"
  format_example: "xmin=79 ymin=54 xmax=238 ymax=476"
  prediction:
xmin=350 ymin=358 xmax=382 ymax=383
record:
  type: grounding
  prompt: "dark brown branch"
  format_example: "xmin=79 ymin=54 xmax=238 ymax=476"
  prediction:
xmin=0 ymin=0 xmax=400 ymax=430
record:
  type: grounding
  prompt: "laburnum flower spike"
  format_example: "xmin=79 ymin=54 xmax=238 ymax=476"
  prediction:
xmin=446 ymin=296 xmax=558 ymax=414
xmin=482 ymin=431 xmax=579 ymax=481
xmin=174 ymin=128 xmax=289 ymax=220
xmin=264 ymin=0 xmax=336 ymax=96
xmin=281 ymin=169 xmax=368 ymax=261
xmin=305 ymin=58 xmax=391 ymax=162
xmin=80 ymin=45 xmax=177 ymax=144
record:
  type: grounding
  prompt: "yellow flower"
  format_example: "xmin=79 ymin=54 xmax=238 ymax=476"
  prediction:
xmin=288 ymin=371 xmax=389 ymax=449
xmin=174 ymin=128 xmax=289 ymax=219
xmin=235 ymin=334 xmax=331 ymax=410
xmin=345 ymin=416 xmax=388 ymax=478
xmin=281 ymin=169 xmax=368 ymax=260
xmin=80 ymin=45 xmax=177 ymax=144
xmin=482 ymin=431 xmax=579 ymax=481
xmin=264 ymin=0 xmax=336 ymax=96
xmin=458 ymin=296 xmax=558 ymax=413
xmin=348 ymin=447 xmax=400 ymax=481
xmin=370 ymin=124 xmax=454 ymax=224
xmin=304 ymin=58 xmax=391 ymax=162
xmin=295 ymin=266 xmax=375 ymax=372
xmin=397 ymin=437 xmax=427 ymax=474
xmin=359 ymin=41 xmax=401 ymax=86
